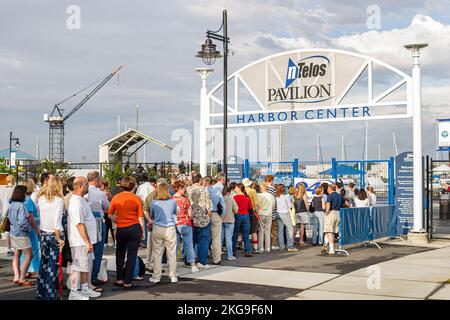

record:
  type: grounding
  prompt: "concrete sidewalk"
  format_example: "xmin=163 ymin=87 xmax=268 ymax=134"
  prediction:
xmin=288 ymin=245 xmax=450 ymax=300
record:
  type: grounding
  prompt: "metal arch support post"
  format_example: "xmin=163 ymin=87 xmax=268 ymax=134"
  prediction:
xmin=408 ymin=46 xmax=426 ymax=233
xmin=196 ymin=68 xmax=214 ymax=177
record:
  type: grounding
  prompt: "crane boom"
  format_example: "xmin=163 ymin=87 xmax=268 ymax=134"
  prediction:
xmin=63 ymin=65 xmax=124 ymax=121
xmin=45 ymin=65 xmax=124 ymax=163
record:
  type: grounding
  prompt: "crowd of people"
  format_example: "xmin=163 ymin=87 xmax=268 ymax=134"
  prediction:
xmin=0 ymin=170 xmax=379 ymax=300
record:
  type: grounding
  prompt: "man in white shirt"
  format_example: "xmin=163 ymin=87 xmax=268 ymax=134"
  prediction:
xmin=85 ymin=171 xmax=110 ymax=285
xmin=136 ymin=176 xmax=155 ymax=203
xmin=67 ymin=177 xmax=100 ymax=300
xmin=136 ymin=176 xmax=155 ymax=248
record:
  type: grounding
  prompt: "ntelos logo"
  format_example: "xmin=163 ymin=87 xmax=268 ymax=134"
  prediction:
xmin=285 ymin=55 xmax=330 ymax=89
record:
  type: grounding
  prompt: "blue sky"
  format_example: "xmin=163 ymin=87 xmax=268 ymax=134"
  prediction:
xmin=1 ymin=0 xmax=449 ymax=163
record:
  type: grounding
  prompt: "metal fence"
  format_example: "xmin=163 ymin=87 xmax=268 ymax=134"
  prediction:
xmin=245 ymin=158 xmax=393 ymax=205
xmin=335 ymin=159 xmax=393 ymax=205
xmin=427 ymin=159 xmax=450 ymax=239
xmin=18 ymin=161 xmax=204 ymax=182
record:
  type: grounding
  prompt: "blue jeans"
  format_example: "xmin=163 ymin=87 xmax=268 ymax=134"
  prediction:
xmin=177 ymin=225 xmax=196 ymax=264
xmin=222 ymin=222 xmax=235 ymax=259
xmin=232 ymin=214 xmax=251 ymax=254
xmin=193 ymin=223 xmax=211 ymax=265
xmin=92 ymin=212 xmax=106 ymax=282
xmin=311 ymin=211 xmax=325 ymax=245
xmin=277 ymin=212 xmax=294 ymax=249
xmin=133 ymin=256 xmax=139 ymax=278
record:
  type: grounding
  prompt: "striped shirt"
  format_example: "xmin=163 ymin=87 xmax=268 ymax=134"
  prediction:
xmin=267 ymin=184 xmax=277 ymax=220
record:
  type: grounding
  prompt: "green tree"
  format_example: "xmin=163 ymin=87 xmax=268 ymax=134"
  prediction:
xmin=102 ymin=162 xmax=132 ymax=189
xmin=35 ymin=159 xmax=71 ymax=180
xmin=0 ymin=158 xmax=10 ymax=173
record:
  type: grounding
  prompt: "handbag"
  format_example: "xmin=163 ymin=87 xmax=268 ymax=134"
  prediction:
xmin=309 ymin=197 xmax=315 ymax=213
xmin=289 ymin=206 xmax=296 ymax=226
xmin=1 ymin=214 xmax=10 ymax=232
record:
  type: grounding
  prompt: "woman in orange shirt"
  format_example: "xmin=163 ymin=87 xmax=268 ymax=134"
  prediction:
xmin=108 ymin=177 xmax=145 ymax=289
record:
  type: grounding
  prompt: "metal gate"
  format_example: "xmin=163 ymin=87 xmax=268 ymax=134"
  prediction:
xmin=428 ymin=159 xmax=450 ymax=239
xmin=245 ymin=160 xmax=299 ymax=186
xmin=333 ymin=158 xmax=394 ymax=205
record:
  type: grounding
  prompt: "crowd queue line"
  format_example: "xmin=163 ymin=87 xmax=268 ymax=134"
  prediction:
xmin=0 ymin=171 xmax=378 ymax=300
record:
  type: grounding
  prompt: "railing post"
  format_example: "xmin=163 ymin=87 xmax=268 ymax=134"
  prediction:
xmin=331 ymin=157 xmax=337 ymax=182
xmin=360 ymin=161 xmax=365 ymax=190
xmin=293 ymin=158 xmax=299 ymax=181
xmin=388 ymin=157 xmax=395 ymax=205
xmin=244 ymin=159 xmax=250 ymax=179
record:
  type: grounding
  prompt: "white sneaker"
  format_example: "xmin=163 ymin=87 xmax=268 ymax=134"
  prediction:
xmin=191 ymin=266 xmax=200 ymax=273
xmin=271 ymin=246 xmax=279 ymax=250
xmin=149 ymin=277 xmax=160 ymax=284
xmin=69 ymin=290 xmax=89 ymax=300
xmin=328 ymin=250 xmax=336 ymax=255
xmin=170 ymin=276 xmax=178 ymax=283
xmin=196 ymin=263 xmax=210 ymax=270
xmin=226 ymin=256 xmax=236 ymax=261
xmin=82 ymin=288 xmax=101 ymax=298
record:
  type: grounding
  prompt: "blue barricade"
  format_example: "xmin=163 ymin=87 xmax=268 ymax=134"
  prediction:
xmin=371 ymin=206 xmax=396 ymax=240
xmin=339 ymin=206 xmax=399 ymax=248
xmin=339 ymin=208 xmax=371 ymax=246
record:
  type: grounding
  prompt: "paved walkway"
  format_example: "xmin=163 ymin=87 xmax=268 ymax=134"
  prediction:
xmin=0 ymin=239 xmax=448 ymax=300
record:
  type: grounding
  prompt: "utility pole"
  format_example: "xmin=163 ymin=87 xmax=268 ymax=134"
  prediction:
xmin=135 ymin=104 xmax=139 ymax=165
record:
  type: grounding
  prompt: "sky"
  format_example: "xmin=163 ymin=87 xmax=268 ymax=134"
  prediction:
xmin=1 ymin=0 xmax=449 ymax=164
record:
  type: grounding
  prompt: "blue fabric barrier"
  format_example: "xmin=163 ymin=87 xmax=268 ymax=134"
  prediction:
xmin=371 ymin=206 xmax=396 ymax=240
xmin=339 ymin=208 xmax=371 ymax=246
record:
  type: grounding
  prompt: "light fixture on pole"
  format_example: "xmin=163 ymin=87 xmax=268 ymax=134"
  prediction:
xmin=9 ymin=131 xmax=20 ymax=178
xmin=404 ymin=43 xmax=428 ymax=239
xmin=196 ymin=9 xmax=230 ymax=184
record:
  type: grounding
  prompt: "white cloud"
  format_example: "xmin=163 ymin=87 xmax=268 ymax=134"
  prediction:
xmin=0 ymin=57 xmax=22 ymax=69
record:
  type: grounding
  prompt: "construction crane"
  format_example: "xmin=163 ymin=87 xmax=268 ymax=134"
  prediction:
xmin=44 ymin=65 xmax=124 ymax=163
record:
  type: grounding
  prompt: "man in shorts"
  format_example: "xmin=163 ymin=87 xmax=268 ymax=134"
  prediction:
xmin=323 ymin=184 xmax=344 ymax=255
xmin=67 ymin=177 xmax=101 ymax=300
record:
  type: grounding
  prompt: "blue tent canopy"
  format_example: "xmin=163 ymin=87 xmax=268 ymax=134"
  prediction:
xmin=320 ymin=164 xmax=365 ymax=175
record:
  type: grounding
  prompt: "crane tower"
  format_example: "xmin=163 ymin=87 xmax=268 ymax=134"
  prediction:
xmin=44 ymin=65 xmax=123 ymax=163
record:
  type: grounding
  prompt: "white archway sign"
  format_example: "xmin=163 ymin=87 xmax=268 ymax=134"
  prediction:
xmin=196 ymin=48 xmax=424 ymax=233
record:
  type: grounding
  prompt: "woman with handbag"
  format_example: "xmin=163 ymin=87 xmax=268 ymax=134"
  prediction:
xmin=7 ymin=185 xmax=34 ymax=286
xmin=310 ymin=186 xmax=326 ymax=246
xmin=20 ymin=179 xmax=41 ymax=279
xmin=36 ymin=176 xmax=65 ymax=300
xmin=293 ymin=184 xmax=310 ymax=246
xmin=275 ymin=184 xmax=297 ymax=252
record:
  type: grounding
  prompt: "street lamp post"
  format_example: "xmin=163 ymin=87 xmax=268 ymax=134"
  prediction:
xmin=9 ymin=131 xmax=20 ymax=179
xmin=196 ymin=9 xmax=229 ymax=183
